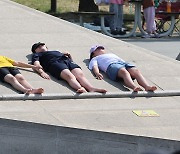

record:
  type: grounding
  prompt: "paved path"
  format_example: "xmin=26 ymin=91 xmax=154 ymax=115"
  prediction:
xmin=123 ymin=37 xmax=180 ymax=60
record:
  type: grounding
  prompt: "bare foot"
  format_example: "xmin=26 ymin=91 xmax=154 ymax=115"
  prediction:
xmin=133 ymin=87 xmax=142 ymax=92
xmin=145 ymin=86 xmax=157 ymax=92
xmin=26 ymin=88 xmax=44 ymax=94
xmin=76 ymin=87 xmax=87 ymax=93
xmin=90 ymin=88 xmax=107 ymax=93
xmin=25 ymin=89 xmax=32 ymax=94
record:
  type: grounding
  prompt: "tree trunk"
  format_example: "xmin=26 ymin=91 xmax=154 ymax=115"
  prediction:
xmin=79 ymin=0 xmax=99 ymax=12
xmin=51 ymin=0 xmax=57 ymax=12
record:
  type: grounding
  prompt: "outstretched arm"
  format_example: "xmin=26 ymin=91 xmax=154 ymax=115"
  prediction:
xmin=13 ymin=61 xmax=41 ymax=70
xmin=33 ymin=61 xmax=51 ymax=80
xmin=92 ymin=65 xmax=103 ymax=80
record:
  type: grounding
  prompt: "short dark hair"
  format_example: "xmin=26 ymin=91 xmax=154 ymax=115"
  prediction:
xmin=90 ymin=52 xmax=94 ymax=61
xmin=31 ymin=42 xmax=45 ymax=53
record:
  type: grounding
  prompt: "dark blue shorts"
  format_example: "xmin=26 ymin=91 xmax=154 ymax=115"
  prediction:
xmin=106 ymin=62 xmax=135 ymax=81
xmin=0 ymin=67 xmax=21 ymax=81
xmin=48 ymin=59 xmax=81 ymax=79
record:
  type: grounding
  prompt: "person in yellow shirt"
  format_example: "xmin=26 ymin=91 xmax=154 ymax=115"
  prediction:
xmin=0 ymin=55 xmax=44 ymax=94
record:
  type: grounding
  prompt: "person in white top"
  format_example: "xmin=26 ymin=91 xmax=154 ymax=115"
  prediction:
xmin=89 ymin=45 xmax=157 ymax=92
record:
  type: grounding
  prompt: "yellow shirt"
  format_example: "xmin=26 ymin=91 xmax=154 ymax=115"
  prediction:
xmin=0 ymin=56 xmax=15 ymax=68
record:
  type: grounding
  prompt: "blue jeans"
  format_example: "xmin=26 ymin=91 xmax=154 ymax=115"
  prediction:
xmin=106 ymin=62 xmax=135 ymax=81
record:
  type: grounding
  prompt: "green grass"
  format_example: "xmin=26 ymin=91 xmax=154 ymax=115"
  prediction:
xmin=11 ymin=0 xmax=112 ymax=22
xmin=12 ymin=0 xmax=51 ymax=12
xmin=12 ymin=0 xmax=134 ymax=13
xmin=12 ymin=0 xmax=80 ymax=13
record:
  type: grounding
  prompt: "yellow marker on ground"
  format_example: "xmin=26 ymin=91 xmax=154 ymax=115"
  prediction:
xmin=133 ymin=110 xmax=159 ymax=117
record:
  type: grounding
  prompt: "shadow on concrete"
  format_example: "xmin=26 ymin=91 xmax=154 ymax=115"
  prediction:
xmin=26 ymin=54 xmax=33 ymax=63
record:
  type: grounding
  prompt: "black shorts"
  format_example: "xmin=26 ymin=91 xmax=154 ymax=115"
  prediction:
xmin=0 ymin=67 xmax=21 ymax=81
xmin=48 ymin=59 xmax=81 ymax=79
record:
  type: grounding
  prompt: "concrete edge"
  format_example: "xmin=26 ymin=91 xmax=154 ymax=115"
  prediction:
xmin=0 ymin=90 xmax=180 ymax=101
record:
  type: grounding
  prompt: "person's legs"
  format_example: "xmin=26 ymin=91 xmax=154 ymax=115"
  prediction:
xmin=144 ymin=7 xmax=156 ymax=34
xmin=152 ymin=10 xmax=157 ymax=32
xmin=149 ymin=7 xmax=159 ymax=37
xmin=14 ymin=74 xmax=44 ymax=94
xmin=117 ymin=68 xmax=142 ymax=92
xmin=127 ymin=67 xmax=157 ymax=91
xmin=4 ymin=74 xmax=30 ymax=93
xmin=50 ymin=61 xmax=87 ymax=93
xmin=14 ymin=74 xmax=33 ymax=89
xmin=144 ymin=7 xmax=150 ymax=33
xmin=71 ymin=68 xmax=107 ymax=93
xmin=116 ymin=4 xmax=123 ymax=31
xmin=109 ymin=3 xmax=116 ymax=32
xmin=109 ymin=3 xmax=126 ymax=35
xmin=149 ymin=7 xmax=157 ymax=33
xmin=0 ymin=67 xmax=43 ymax=94
xmin=60 ymin=69 xmax=87 ymax=93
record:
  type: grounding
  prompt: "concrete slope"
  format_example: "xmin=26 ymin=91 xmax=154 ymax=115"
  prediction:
xmin=1 ymin=0 xmax=180 ymax=94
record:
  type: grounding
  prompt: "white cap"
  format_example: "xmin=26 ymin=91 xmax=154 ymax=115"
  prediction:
xmin=89 ymin=45 xmax=105 ymax=54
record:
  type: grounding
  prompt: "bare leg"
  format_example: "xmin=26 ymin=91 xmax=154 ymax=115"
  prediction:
xmin=60 ymin=69 xmax=87 ymax=93
xmin=15 ymin=74 xmax=44 ymax=94
xmin=71 ymin=68 xmax=107 ymax=93
xmin=117 ymin=68 xmax=142 ymax=92
xmin=15 ymin=74 xmax=33 ymax=89
xmin=128 ymin=68 xmax=157 ymax=91
xmin=4 ymin=74 xmax=30 ymax=93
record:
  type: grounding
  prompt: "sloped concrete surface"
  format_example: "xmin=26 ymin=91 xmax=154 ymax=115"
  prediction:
xmin=0 ymin=0 xmax=180 ymax=153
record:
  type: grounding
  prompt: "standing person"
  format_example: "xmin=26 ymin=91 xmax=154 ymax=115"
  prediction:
xmin=31 ymin=42 xmax=107 ymax=93
xmin=109 ymin=0 xmax=128 ymax=35
xmin=89 ymin=45 xmax=157 ymax=92
xmin=0 ymin=55 xmax=44 ymax=94
xmin=142 ymin=0 xmax=160 ymax=38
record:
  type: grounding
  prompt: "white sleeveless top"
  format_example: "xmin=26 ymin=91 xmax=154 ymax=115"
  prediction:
xmin=89 ymin=53 xmax=125 ymax=72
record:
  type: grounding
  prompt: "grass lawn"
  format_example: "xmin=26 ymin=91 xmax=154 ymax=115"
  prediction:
xmin=12 ymin=0 xmax=80 ymax=13
xmin=11 ymin=0 xmax=134 ymax=13
xmin=11 ymin=0 xmax=134 ymax=22
xmin=11 ymin=0 xmax=113 ymax=22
